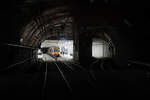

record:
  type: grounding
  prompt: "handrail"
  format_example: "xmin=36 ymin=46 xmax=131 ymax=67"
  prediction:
xmin=128 ymin=60 xmax=150 ymax=67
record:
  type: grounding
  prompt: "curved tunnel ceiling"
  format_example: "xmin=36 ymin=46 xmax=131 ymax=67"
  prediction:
xmin=20 ymin=6 xmax=74 ymax=48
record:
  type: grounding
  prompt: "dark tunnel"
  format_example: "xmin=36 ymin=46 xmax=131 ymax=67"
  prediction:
xmin=0 ymin=0 xmax=150 ymax=99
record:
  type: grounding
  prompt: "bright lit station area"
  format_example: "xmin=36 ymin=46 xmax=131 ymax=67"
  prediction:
xmin=37 ymin=40 xmax=73 ymax=62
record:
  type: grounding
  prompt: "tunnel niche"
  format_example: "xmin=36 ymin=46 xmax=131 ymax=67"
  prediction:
xmin=92 ymin=38 xmax=112 ymax=59
xmin=37 ymin=40 xmax=73 ymax=62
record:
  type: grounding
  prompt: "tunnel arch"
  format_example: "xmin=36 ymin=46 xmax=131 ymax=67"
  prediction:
xmin=20 ymin=6 xmax=74 ymax=48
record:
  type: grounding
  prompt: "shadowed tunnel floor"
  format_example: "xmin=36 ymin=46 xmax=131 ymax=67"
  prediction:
xmin=0 ymin=61 xmax=150 ymax=99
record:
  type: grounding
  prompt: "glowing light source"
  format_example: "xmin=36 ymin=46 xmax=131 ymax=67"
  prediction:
xmin=37 ymin=49 xmax=43 ymax=59
xmin=38 ymin=49 xmax=42 ymax=53
xmin=20 ymin=38 xmax=23 ymax=43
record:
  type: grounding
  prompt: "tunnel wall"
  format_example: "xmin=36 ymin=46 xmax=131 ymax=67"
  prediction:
xmin=79 ymin=31 xmax=92 ymax=65
xmin=73 ymin=23 xmax=79 ymax=61
xmin=0 ymin=45 xmax=34 ymax=70
xmin=119 ymin=26 xmax=150 ymax=64
xmin=4 ymin=0 xmax=150 ymax=69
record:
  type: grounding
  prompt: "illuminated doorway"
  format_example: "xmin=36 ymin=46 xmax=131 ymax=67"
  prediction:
xmin=92 ymin=38 xmax=111 ymax=58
